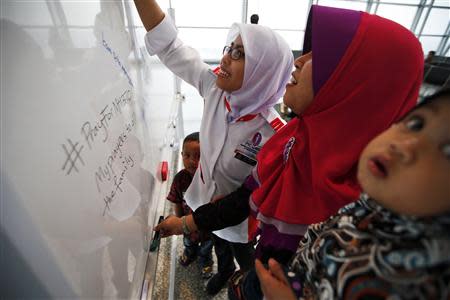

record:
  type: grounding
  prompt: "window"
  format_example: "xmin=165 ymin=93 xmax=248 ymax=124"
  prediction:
xmin=247 ymin=0 xmax=310 ymax=30
xmin=317 ymin=0 xmax=366 ymax=11
xmin=420 ymin=36 xmax=443 ymax=54
xmin=421 ymin=8 xmax=449 ymax=35
xmin=178 ymin=28 xmax=229 ymax=61
xmin=376 ymin=4 xmax=417 ymax=29
xmin=171 ymin=0 xmax=242 ymax=27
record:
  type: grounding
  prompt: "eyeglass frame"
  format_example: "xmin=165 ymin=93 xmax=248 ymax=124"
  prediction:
xmin=223 ymin=45 xmax=245 ymax=60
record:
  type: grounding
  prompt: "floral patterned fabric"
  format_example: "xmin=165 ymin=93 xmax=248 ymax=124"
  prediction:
xmin=287 ymin=193 xmax=450 ymax=299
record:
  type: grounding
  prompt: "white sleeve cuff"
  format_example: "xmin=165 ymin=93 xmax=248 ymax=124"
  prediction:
xmin=144 ymin=14 xmax=178 ymax=56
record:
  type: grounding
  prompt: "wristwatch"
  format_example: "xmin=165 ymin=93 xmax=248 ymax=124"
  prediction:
xmin=182 ymin=216 xmax=191 ymax=235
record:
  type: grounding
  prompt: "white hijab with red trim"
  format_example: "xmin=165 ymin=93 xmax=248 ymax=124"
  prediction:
xmin=181 ymin=20 xmax=294 ymax=242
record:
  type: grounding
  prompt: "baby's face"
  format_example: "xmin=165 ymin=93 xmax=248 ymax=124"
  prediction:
xmin=357 ymin=98 xmax=450 ymax=216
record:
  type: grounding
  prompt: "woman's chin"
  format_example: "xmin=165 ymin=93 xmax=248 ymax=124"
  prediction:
xmin=216 ymin=77 xmax=226 ymax=89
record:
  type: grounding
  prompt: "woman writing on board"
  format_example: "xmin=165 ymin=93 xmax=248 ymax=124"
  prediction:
xmin=133 ymin=0 xmax=293 ymax=294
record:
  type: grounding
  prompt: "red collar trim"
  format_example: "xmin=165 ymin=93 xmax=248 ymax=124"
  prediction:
xmin=224 ymin=96 xmax=257 ymax=122
xmin=224 ymin=96 xmax=232 ymax=112
xmin=236 ymin=114 xmax=258 ymax=122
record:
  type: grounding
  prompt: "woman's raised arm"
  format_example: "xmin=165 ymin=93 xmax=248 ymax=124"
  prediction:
xmin=133 ymin=0 xmax=165 ymax=32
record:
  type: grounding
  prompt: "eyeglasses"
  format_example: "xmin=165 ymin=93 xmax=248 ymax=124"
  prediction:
xmin=223 ymin=45 xmax=245 ymax=60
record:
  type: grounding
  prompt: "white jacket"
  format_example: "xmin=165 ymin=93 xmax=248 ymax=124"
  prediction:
xmin=145 ymin=15 xmax=292 ymax=243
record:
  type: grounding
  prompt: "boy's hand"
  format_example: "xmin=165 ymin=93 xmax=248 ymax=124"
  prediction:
xmin=154 ymin=215 xmax=183 ymax=237
xmin=255 ymin=258 xmax=297 ymax=300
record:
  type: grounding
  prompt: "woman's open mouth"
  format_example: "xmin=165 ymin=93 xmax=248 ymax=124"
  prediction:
xmin=286 ymin=73 xmax=297 ymax=87
xmin=218 ymin=67 xmax=231 ymax=79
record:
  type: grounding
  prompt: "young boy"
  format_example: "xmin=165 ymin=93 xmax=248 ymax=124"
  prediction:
xmin=166 ymin=132 xmax=213 ymax=279
xmin=255 ymin=89 xmax=450 ymax=299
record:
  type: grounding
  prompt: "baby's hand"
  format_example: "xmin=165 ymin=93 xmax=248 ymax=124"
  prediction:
xmin=255 ymin=258 xmax=296 ymax=300
xmin=154 ymin=215 xmax=183 ymax=237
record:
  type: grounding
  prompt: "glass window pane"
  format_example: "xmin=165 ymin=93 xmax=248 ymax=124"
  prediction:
xmin=247 ymin=0 xmax=309 ymax=30
xmin=171 ymin=0 xmax=242 ymax=27
xmin=420 ymin=36 xmax=442 ymax=55
xmin=434 ymin=0 xmax=450 ymax=8
xmin=422 ymin=8 xmax=449 ymax=35
xmin=155 ymin=0 xmax=171 ymax=11
xmin=181 ymin=81 xmax=204 ymax=134
xmin=379 ymin=0 xmax=421 ymax=4
xmin=317 ymin=0 xmax=367 ymax=12
xmin=376 ymin=4 xmax=417 ymax=30
xmin=178 ymin=28 xmax=229 ymax=61
xmin=275 ymin=30 xmax=305 ymax=51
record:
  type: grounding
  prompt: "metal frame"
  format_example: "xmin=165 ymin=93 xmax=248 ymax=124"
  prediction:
xmin=40 ymin=0 xmax=449 ymax=56
xmin=31 ymin=0 xmax=450 ymax=57
xmin=167 ymin=0 xmax=449 ymax=55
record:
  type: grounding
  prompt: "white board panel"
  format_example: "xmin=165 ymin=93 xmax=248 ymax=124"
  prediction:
xmin=1 ymin=0 xmax=175 ymax=298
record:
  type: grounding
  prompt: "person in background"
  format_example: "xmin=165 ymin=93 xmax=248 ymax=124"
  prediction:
xmin=166 ymin=132 xmax=213 ymax=279
xmin=425 ymin=50 xmax=436 ymax=64
xmin=256 ymin=89 xmax=450 ymax=300
xmin=250 ymin=14 xmax=259 ymax=25
xmin=133 ymin=0 xmax=293 ymax=294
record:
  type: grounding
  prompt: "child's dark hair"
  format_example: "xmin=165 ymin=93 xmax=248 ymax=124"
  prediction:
xmin=398 ymin=88 xmax=450 ymax=122
xmin=416 ymin=88 xmax=450 ymax=110
xmin=183 ymin=132 xmax=200 ymax=146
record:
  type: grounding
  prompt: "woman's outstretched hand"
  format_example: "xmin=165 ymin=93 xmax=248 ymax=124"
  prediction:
xmin=255 ymin=258 xmax=297 ymax=300
xmin=154 ymin=215 xmax=183 ymax=237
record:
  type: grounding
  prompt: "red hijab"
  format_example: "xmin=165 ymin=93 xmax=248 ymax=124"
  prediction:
xmin=250 ymin=6 xmax=424 ymax=226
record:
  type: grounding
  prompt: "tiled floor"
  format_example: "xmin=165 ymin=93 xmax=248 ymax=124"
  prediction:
xmin=152 ymin=202 xmax=227 ymax=300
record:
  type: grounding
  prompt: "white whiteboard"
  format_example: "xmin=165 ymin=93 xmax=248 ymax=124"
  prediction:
xmin=1 ymin=0 xmax=177 ymax=298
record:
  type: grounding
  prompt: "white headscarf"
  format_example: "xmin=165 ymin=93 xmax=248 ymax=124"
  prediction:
xmin=225 ymin=23 xmax=293 ymax=121
xmin=183 ymin=22 xmax=294 ymax=243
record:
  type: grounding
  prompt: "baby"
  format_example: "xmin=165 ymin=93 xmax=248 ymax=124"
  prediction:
xmin=256 ymin=89 xmax=450 ymax=300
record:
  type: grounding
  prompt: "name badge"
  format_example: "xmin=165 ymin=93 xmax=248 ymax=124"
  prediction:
xmin=234 ymin=132 xmax=263 ymax=166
